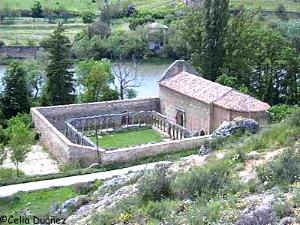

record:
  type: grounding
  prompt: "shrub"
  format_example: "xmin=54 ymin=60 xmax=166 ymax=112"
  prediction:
xmin=0 ymin=40 xmax=5 ymax=47
xmin=171 ymin=160 xmax=231 ymax=199
xmin=257 ymin=148 xmax=300 ymax=187
xmin=82 ymin=12 xmax=95 ymax=23
xmin=138 ymin=164 xmax=171 ymax=201
xmin=31 ymin=1 xmax=44 ymax=18
xmin=269 ymin=105 xmax=299 ymax=123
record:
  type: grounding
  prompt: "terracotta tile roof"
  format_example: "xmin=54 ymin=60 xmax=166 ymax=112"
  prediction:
xmin=159 ymin=71 xmax=270 ymax=112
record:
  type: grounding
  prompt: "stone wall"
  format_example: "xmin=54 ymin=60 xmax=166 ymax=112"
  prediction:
xmin=31 ymin=98 xmax=212 ymax=167
xmin=159 ymin=86 xmax=211 ymax=134
xmin=38 ymin=98 xmax=161 ymax=131
xmin=0 ymin=46 xmax=41 ymax=58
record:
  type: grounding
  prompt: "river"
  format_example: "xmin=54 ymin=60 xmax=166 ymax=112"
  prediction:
xmin=0 ymin=63 xmax=170 ymax=98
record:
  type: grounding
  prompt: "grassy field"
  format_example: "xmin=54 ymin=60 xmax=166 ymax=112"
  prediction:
xmin=230 ymin=0 xmax=300 ymax=11
xmin=0 ymin=0 xmax=181 ymax=12
xmin=0 ymin=17 xmax=85 ymax=45
xmin=1 ymin=0 xmax=299 ymax=11
xmin=0 ymin=186 xmax=77 ymax=222
xmin=88 ymin=128 xmax=164 ymax=149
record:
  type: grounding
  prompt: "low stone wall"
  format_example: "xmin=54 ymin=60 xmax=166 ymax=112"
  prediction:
xmin=31 ymin=98 xmax=210 ymax=167
xmin=0 ymin=46 xmax=41 ymax=58
xmin=38 ymin=98 xmax=161 ymax=131
xmin=102 ymin=135 xmax=210 ymax=166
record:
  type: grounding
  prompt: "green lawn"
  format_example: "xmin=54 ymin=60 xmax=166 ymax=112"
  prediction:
xmin=89 ymin=128 xmax=164 ymax=149
xmin=0 ymin=186 xmax=77 ymax=221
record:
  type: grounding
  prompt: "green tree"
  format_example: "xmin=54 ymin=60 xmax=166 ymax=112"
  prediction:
xmin=0 ymin=144 xmax=6 ymax=166
xmin=76 ymin=59 xmax=116 ymax=102
xmin=1 ymin=61 xmax=31 ymax=119
xmin=31 ymin=1 xmax=43 ymax=18
xmin=41 ymin=23 xmax=75 ymax=106
xmin=8 ymin=119 xmax=35 ymax=177
xmin=196 ymin=0 xmax=229 ymax=81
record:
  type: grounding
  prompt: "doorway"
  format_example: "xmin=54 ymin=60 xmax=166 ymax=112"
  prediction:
xmin=175 ymin=109 xmax=186 ymax=127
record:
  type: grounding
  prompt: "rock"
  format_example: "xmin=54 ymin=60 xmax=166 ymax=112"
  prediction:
xmin=247 ymin=151 xmax=260 ymax=160
xmin=94 ymin=172 xmax=139 ymax=197
xmin=279 ymin=217 xmax=297 ymax=225
xmin=88 ymin=163 xmax=100 ymax=169
xmin=235 ymin=204 xmax=277 ymax=225
xmin=53 ymin=195 xmax=90 ymax=218
xmin=198 ymin=143 xmax=213 ymax=155
xmin=20 ymin=208 xmax=31 ymax=216
xmin=213 ymin=117 xmax=259 ymax=138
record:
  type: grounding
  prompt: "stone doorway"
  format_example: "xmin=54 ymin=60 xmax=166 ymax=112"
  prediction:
xmin=175 ymin=109 xmax=186 ymax=127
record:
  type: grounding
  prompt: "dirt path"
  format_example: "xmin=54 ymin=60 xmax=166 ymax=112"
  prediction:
xmin=2 ymin=145 xmax=59 ymax=176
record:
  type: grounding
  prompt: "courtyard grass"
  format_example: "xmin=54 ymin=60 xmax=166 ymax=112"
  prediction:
xmin=0 ymin=186 xmax=77 ymax=220
xmin=89 ymin=128 xmax=164 ymax=149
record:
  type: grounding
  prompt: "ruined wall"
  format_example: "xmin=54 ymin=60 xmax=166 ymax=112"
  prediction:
xmin=0 ymin=46 xmax=41 ymax=58
xmin=159 ymin=86 xmax=211 ymax=134
xmin=38 ymin=98 xmax=161 ymax=131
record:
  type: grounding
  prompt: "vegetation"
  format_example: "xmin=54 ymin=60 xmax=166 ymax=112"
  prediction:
xmin=75 ymin=59 xmax=118 ymax=102
xmin=88 ymin=128 xmax=164 ymax=149
xmin=1 ymin=61 xmax=31 ymax=119
xmin=41 ymin=23 xmax=75 ymax=106
xmin=92 ymin=110 xmax=300 ymax=224
xmin=0 ymin=186 xmax=77 ymax=219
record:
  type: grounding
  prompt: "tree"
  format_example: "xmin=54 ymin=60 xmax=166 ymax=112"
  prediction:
xmin=41 ymin=23 xmax=75 ymax=106
xmin=76 ymin=59 xmax=117 ymax=102
xmin=8 ymin=119 xmax=35 ymax=177
xmin=23 ymin=60 xmax=45 ymax=100
xmin=196 ymin=0 xmax=229 ymax=81
xmin=0 ymin=144 xmax=6 ymax=166
xmin=1 ymin=61 xmax=31 ymax=119
xmin=31 ymin=1 xmax=44 ymax=18
xmin=113 ymin=62 xmax=141 ymax=100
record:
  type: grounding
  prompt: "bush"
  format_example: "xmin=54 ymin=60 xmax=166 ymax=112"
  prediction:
xmin=171 ymin=160 xmax=231 ymax=199
xmin=73 ymin=180 xmax=103 ymax=195
xmin=31 ymin=1 xmax=44 ymax=18
xmin=0 ymin=40 xmax=5 ymax=47
xmin=257 ymin=148 xmax=300 ymax=187
xmin=138 ymin=164 xmax=171 ymax=201
xmin=82 ymin=12 xmax=95 ymax=23
xmin=269 ymin=105 xmax=299 ymax=123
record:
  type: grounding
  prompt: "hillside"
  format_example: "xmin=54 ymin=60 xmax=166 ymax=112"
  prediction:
xmin=50 ymin=109 xmax=300 ymax=224
xmin=1 ymin=0 xmax=300 ymax=12
xmin=1 ymin=110 xmax=298 ymax=225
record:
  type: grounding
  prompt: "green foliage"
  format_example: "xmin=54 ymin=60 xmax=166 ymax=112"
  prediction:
xmin=31 ymin=1 xmax=43 ymax=18
xmin=138 ymin=164 xmax=171 ymax=201
xmin=76 ymin=58 xmax=116 ymax=102
xmin=1 ymin=61 xmax=31 ymax=119
xmin=269 ymin=105 xmax=299 ymax=122
xmin=41 ymin=22 xmax=75 ymax=106
xmin=0 ymin=144 xmax=6 ymax=165
xmin=170 ymin=160 xmax=232 ymax=199
xmin=8 ymin=118 xmax=35 ymax=176
xmin=197 ymin=0 xmax=229 ymax=81
xmin=257 ymin=148 xmax=300 ymax=187
xmin=0 ymin=40 xmax=5 ymax=46
xmin=0 ymin=168 xmax=25 ymax=183
xmin=278 ymin=19 xmax=300 ymax=52
xmin=82 ymin=11 xmax=95 ymax=23
xmin=0 ymin=186 xmax=77 ymax=218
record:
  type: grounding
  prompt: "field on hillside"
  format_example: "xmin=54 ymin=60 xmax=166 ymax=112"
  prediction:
xmin=230 ymin=0 xmax=300 ymax=11
xmin=0 ymin=17 xmax=85 ymax=45
xmin=0 ymin=0 xmax=181 ymax=12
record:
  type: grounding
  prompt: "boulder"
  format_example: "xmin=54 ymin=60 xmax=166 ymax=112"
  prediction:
xmin=53 ymin=195 xmax=89 ymax=218
xmin=279 ymin=217 xmax=297 ymax=225
xmin=235 ymin=204 xmax=277 ymax=225
xmin=213 ymin=117 xmax=259 ymax=138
